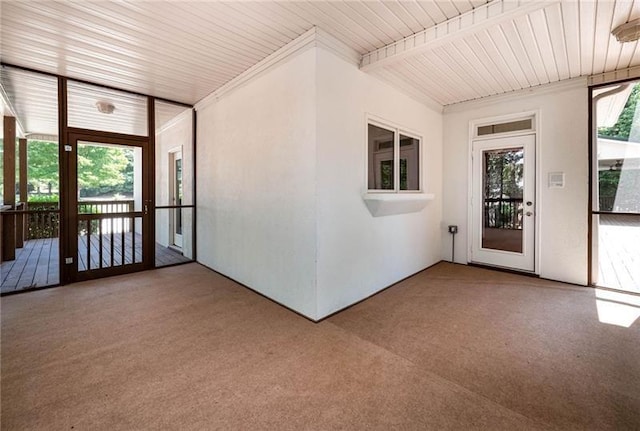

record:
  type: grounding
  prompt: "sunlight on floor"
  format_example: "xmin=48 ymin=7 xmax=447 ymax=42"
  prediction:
xmin=595 ymin=289 xmax=640 ymax=328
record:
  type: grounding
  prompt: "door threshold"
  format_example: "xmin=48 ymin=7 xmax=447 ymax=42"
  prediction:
xmin=468 ymin=262 xmax=539 ymax=278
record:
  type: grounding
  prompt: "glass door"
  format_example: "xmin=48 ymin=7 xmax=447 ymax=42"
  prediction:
xmin=170 ymin=149 xmax=183 ymax=248
xmin=66 ymin=133 xmax=151 ymax=281
xmin=471 ymin=134 xmax=536 ymax=271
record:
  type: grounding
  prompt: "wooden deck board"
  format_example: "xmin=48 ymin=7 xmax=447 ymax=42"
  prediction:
xmin=598 ymin=214 xmax=640 ymax=293
xmin=2 ymin=235 xmax=191 ymax=294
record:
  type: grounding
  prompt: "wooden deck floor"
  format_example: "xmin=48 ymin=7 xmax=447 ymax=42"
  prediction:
xmin=598 ymin=214 xmax=640 ymax=294
xmin=1 ymin=236 xmax=191 ymax=294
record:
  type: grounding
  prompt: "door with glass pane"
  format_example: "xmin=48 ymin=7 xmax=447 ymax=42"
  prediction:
xmin=471 ymin=134 xmax=535 ymax=271
xmin=67 ymin=133 xmax=151 ymax=281
xmin=169 ymin=149 xmax=183 ymax=248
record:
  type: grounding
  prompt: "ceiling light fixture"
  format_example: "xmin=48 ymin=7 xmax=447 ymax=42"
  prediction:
xmin=612 ymin=18 xmax=640 ymax=43
xmin=95 ymin=101 xmax=116 ymax=114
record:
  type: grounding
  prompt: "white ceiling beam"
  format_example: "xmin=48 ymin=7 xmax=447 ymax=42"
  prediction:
xmin=360 ymin=0 xmax=559 ymax=72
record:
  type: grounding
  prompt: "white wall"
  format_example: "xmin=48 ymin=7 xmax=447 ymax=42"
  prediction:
xmin=195 ymin=40 xmax=444 ymax=320
xmin=315 ymin=48 xmax=444 ymax=317
xmin=196 ymin=48 xmax=318 ymax=318
xmin=442 ymin=82 xmax=589 ymax=285
xmin=155 ymin=110 xmax=194 ymax=258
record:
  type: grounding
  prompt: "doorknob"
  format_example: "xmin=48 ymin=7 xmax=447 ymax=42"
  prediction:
xmin=526 ymin=211 xmax=533 ymax=217
xmin=526 ymin=201 xmax=533 ymax=206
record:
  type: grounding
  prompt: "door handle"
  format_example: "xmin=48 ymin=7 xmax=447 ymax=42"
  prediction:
xmin=526 ymin=211 xmax=533 ymax=217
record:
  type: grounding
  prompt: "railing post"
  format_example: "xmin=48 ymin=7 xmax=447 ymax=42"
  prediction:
xmin=2 ymin=116 xmax=17 ymax=261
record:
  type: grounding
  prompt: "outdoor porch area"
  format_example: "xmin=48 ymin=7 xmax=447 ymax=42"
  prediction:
xmin=0 ymin=236 xmax=191 ymax=294
xmin=598 ymin=214 xmax=640 ymax=294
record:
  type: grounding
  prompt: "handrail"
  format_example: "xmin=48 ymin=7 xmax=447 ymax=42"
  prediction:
xmin=78 ymin=212 xmax=142 ymax=220
xmin=155 ymin=205 xmax=195 ymax=209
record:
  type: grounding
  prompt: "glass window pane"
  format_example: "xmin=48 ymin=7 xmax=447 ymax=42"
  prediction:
xmin=596 ymin=81 xmax=640 ymax=213
xmin=482 ymin=148 xmax=524 ymax=253
xmin=368 ymin=124 xmax=395 ymax=190
xmin=67 ymin=81 xmax=148 ymax=136
xmin=399 ymin=134 xmax=420 ymax=190
xmin=478 ymin=119 xmax=532 ymax=136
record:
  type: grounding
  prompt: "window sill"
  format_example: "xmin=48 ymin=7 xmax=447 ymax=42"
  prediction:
xmin=363 ymin=193 xmax=435 ymax=217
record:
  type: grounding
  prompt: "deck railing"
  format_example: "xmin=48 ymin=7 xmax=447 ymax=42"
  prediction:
xmin=484 ymin=198 xmax=523 ymax=230
xmin=26 ymin=200 xmax=135 ymax=239
xmin=26 ymin=202 xmax=60 ymax=239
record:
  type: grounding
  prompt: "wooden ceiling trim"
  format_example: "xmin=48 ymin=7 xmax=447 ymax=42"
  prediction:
xmin=360 ymin=0 xmax=555 ymax=72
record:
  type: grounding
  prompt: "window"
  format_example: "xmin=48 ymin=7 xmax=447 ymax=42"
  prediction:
xmin=476 ymin=118 xmax=533 ymax=137
xmin=367 ymin=121 xmax=420 ymax=192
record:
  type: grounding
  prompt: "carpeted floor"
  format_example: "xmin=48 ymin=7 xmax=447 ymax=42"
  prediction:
xmin=1 ymin=262 xmax=638 ymax=430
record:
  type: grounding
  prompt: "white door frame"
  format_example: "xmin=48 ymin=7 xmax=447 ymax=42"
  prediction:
xmin=467 ymin=111 xmax=541 ymax=274
xmin=168 ymin=147 xmax=183 ymax=249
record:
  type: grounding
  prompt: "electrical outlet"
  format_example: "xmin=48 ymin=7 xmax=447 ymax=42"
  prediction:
xmin=448 ymin=225 xmax=458 ymax=234
xmin=65 ymin=257 xmax=73 ymax=264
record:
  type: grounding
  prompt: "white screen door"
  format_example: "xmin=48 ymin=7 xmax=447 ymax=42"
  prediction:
xmin=471 ymin=134 xmax=535 ymax=271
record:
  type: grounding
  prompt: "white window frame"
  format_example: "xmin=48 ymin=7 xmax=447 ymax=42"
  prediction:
xmin=366 ymin=116 xmax=422 ymax=193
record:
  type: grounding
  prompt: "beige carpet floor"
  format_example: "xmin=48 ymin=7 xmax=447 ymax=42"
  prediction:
xmin=1 ymin=262 xmax=639 ymax=430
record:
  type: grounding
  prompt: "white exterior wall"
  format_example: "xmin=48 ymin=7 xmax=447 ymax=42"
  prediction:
xmin=315 ymin=48 xmax=444 ymax=318
xmin=155 ymin=110 xmax=194 ymax=258
xmin=196 ymin=49 xmax=318 ymax=318
xmin=442 ymin=82 xmax=589 ymax=285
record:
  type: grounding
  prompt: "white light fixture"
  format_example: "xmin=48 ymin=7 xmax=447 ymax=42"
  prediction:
xmin=95 ymin=101 xmax=115 ymax=114
xmin=612 ymin=18 xmax=640 ymax=43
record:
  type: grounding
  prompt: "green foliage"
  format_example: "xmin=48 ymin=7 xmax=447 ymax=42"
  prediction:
xmin=28 ymin=194 xmax=59 ymax=203
xmin=77 ymin=144 xmax=130 ymax=190
xmin=598 ymin=83 xmax=640 ymax=141
xmin=26 ymin=140 xmax=134 ymax=198
xmin=599 ymin=170 xmax=620 ymax=195
xmin=27 ymin=140 xmax=59 ymax=184
xmin=484 ymin=150 xmax=524 ymax=199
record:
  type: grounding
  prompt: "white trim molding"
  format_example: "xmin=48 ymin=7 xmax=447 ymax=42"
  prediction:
xmin=589 ymin=66 xmax=640 ymax=87
xmin=444 ymin=77 xmax=587 ymax=114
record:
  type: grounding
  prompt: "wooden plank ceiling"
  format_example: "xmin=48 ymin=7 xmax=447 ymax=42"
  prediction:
xmin=1 ymin=0 xmax=639 ymax=121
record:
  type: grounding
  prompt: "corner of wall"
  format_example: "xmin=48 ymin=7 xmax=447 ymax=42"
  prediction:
xmin=313 ymin=45 xmax=320 ymax=321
